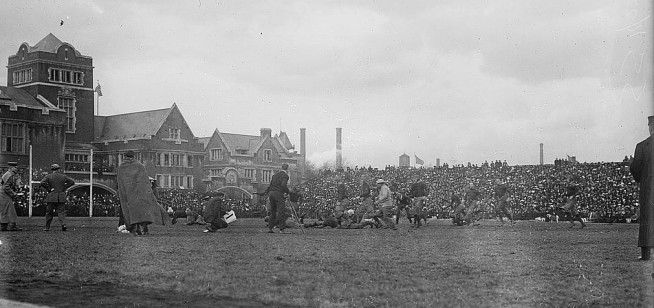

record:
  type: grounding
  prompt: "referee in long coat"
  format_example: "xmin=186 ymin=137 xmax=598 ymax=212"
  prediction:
xmin=631 ymin=115 xmax=654 ymax=260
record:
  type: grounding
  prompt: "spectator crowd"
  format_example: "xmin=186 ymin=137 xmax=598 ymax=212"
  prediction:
xmin=9 ymin=161 xmax=639 ymax=222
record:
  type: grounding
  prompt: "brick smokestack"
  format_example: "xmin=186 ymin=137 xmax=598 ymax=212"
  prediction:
xmin=540 ymin=143 xmax=544 ymax=165
xmin=336 ymin=127 xmax=342 ymax=170
xmin=300 ymin=128 xmax=306 ymax=180
xmin=300 ymin=128 xmax=306 ymax=156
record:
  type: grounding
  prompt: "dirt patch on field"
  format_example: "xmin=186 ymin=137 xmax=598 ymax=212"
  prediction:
xmin=0 ymin=275 xmax=277 ymax=308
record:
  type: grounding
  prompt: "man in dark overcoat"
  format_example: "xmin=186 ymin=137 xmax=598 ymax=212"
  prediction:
xmin=40 ymin=163 xmax=75 ymax=231
xmin=0 ymin=162 xmax=22 ymax=231
xmin=117 ymin=150 xmax=168 ymax=236
xmin=631 ymin=115 xmax=654 ymax=260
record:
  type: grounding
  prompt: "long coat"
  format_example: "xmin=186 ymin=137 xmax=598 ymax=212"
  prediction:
xmin=40 ymin=172 xmax=75 ymax=203
xmin=117 ymin=158 xmax=168 ymax=226
xmin=631 ymin=136 xmax=653 ymax=247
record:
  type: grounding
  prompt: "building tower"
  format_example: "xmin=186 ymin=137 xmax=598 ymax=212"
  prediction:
xmin=7 ymin=33 xmax=95 ymax=145
xmin=336 ymin=127 xmax=342 ymax=170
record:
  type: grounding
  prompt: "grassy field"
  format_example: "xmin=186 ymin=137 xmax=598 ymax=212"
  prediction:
xmin=0 ymin=217 xmax=651 ymax=307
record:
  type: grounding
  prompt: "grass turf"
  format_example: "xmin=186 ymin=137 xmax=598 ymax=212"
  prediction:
xmin=0 ymin=217 xmax=650 ymax=307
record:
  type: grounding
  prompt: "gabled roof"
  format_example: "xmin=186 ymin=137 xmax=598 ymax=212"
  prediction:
xmin=21 ymin=33 xmax=84 ymax=57
xmin=198 ymin=137 xmax=211 ymax=149
xmin=201 ymin=129 xmax=297 ymax=157
xmin=94 ymin=107 xmax=171 ymax=142
xmin=0 ymin=86 xmax=61 ymax=110
xmin=276 ymin=131 xmax=294 ymax=150
xmin=220 ymin=132 xmax=261 ymax=153
xmin=31 ymin=33 xmax=63 ymax=53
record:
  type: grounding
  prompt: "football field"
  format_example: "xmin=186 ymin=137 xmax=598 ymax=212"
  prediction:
xmin=0 ymin=217 xmax=650 ymax=307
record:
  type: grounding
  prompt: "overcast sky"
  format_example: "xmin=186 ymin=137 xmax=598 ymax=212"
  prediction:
xmin=1 ymin=1 xmax=652 ymax=168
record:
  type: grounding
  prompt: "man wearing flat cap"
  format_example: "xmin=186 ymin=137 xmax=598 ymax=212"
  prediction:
xmin=40 ymin=163 xmax=75 ymax=231
xmin=631 ymin=115 xmax=654 ymax=260
xmin=0 ymin=162 xmax=22 ymax=231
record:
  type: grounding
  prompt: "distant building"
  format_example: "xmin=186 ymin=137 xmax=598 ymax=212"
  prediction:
xmin=199 ymin=128 xmax=304 ymax=201
xmin=399 ymin=153 xmax=410 ymax=168
xmin=1 ymin=34 xmax=204 ymax=196
xmin=92 ymin=104 xmax=205 ymax=190
xmin=3 ymin=33 xmax=95 ymax=179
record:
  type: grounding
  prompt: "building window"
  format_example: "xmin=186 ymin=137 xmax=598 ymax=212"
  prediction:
xmin=186 ymin=176 xmax=194 ymax=189
xmin=65 ymin=154 xmax=89 ymax=162
xmin=236 ymin=149 xmax=248 ymax=155
xmin=0 ymin=122 xmax=25 ymax=153
xmin=244 ymin=169 xmax=255 ymax=179
xmin=210 ymin=148 xmax=223 ymax=161
xmin=169 ymin=128 xmax=180 ymax=140
xmin=12 ymin=69 xmax=32 ymax=85
xmin=163 ymin=175 xmax=170 ymax=188
xmin=262 ymin=170 xmax=273 ymax=183
xmin=210 ymin=169 xmax=222 ymax=177
xmin=58 ymin=97 xmax=76 ymax=132
xmin=263 ymin=149 xmax=272 ymax=162
xmin=156 ymin=174 xmax=163 ymax=186
xmin=187 ymin=155 xmax=193 ymax=167
xmin=164 ymin=153 xmax=170 ymax=166
xmin=48 ymin=68 xmax=84 ymax=85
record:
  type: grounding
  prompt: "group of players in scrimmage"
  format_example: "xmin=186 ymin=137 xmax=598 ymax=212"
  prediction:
xmin=249 ymin=164 xmax=588 ymax=233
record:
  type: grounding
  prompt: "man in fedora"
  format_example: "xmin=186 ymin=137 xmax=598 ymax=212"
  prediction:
xmin=0 ymin=162 xmax=22 ymax=231
xmin=631 ymin=115 xmax=654 ymax=260
xmin=40 ymin=163 xmax=75 ymax=231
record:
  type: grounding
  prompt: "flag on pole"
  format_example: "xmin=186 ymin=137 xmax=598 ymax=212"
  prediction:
xmin=415 ymin=155 xmax=424 ymax=165
xmin=95 ymin=84 xmax=102 ymax=96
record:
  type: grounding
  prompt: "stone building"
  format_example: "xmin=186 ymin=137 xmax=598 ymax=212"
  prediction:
xmin=199 ymin=128 xmax=305 ymax=201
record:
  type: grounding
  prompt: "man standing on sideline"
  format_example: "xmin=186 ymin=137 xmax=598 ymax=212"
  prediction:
xmin=493 ymin=179 xmax=514 ymax=227
xmin=40 ymin=164 xmax=75 ymax=231
xmin=0 ymin=162 xmax=22 ymax=231
xmin=117 ymin=150 xmax=168 ymax=236
xmin=263 ymin=163 xmax=290 ymax=233
xmin=631 ymin=115 xmax=654 ymax=260
xmin=374 ymin=179 xmax=396 ymax=230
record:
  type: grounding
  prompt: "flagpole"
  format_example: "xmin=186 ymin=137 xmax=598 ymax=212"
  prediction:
xmin=28 ymin=145 xmax=33 ymax=217
xmin=89 ymin=148 xmax=93 ymax=217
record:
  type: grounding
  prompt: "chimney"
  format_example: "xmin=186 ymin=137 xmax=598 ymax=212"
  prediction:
xmin=436 ymin=158 xmax=440 ymax=167
xmin=336 ymin=127 xmax=342 ymax=170
xmin=260 ymin=128 xmax=272 ymax=139
xmin=300 ymin=128 xmax=306 ymax=156
xmin=540 ymin=143 xmax=544 ymax=165
xmin=300 ymin=128 xmax=307 ymax=180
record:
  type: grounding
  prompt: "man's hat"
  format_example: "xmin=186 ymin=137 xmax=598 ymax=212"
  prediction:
xmin=7 ymin=162 xmax=18 ymax=167
xmin=50 ymin=163 xmax=61 ymax=170
xmin=648 ymin=116 xmax=654 ymax=125
xmin=376 ymin=179 xmax=387 ymax=184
